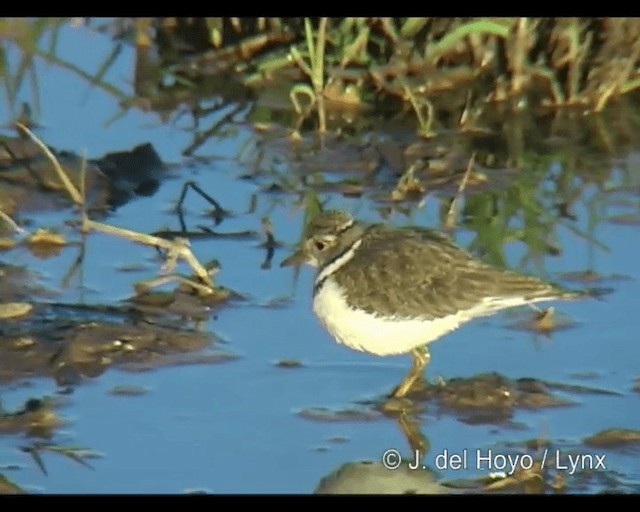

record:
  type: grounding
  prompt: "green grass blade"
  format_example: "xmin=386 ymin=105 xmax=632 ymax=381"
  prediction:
xmin=426 ymin=19 xmax=512 ymax=61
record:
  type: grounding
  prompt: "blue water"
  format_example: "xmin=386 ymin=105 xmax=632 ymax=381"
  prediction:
xmin=1 ymin=20 xmax=639 ymax=493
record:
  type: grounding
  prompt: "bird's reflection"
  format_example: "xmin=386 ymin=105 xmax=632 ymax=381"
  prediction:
xmin=314 ymin=458 xmax=453 ymax=494
xmin=313 ymin=398 xmax=450 ymax=494
xmin=378 ymin=397 xmax=431 ymax=457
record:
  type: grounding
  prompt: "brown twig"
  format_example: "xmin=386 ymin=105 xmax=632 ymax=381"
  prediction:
xmin=444 ymin=152 xmax=476 ymax=231
xmin=15 ymin=122 xmax=84 ymax=205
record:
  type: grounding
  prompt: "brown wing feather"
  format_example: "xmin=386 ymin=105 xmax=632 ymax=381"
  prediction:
xmin=333 ymin=225 xmax=575 ymax=319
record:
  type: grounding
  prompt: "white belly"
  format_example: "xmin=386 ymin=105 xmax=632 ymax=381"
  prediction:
xmin=312 ymin=279 xmax=461 ymax=356
xmin=312 ymin=278 xmax=541 ymax=356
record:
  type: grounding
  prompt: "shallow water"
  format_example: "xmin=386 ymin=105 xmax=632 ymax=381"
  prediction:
xmin=0 ymin=21 xmax=639 ymax=494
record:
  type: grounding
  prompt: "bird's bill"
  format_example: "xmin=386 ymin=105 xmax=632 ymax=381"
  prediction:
xmin=280 ymin=248 xmax=308 ymax=267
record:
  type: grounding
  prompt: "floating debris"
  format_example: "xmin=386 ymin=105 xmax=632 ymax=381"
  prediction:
xmin=274 ymin=359 xmax=303 ymax=369
xmin=376 ymin=372 xmax=577 ymax=425
xmin=108 ymin=385 xmax=149 ymax=396
xmin=326 ymin=435 xmax=350 ymax=444
xmin=114 ymin=262 xmax=150 ymax=273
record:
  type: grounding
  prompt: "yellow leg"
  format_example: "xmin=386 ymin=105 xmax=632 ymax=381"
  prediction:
xmin=391 ymin=346 xmax=430 ymax=398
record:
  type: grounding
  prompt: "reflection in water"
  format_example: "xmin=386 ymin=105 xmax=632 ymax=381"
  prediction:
xmin=0 ymin=398 xmax=59 ymax=438
xmin=313 ymin=395 xmax=640 ymax=494
xmin=0 ymin=395 xmax=101 ymax=485
xmin=384 ymin=403 xmax=430 ymax=456
xmin=315 ymin=459 xmax=452 ymax=494
xmin=0 ymin=134 xmax=167 ymax=214
xmin=300 ymin=368 xmax=640 ymax=493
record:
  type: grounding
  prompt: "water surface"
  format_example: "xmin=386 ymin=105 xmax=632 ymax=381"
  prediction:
xmin=0 ymin=21 xmax=639 ymax=494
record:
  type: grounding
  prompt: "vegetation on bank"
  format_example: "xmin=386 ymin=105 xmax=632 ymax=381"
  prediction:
xmin=128 ymin=17 xmax=640 ymax=133
xmin=5 ymin=18 xmax=640 ymax=135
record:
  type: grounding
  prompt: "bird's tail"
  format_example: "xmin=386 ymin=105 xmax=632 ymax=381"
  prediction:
xmin=493 ymin=269 xmax=608 ymax=302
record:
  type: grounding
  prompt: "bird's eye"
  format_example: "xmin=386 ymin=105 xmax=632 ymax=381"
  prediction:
xmin=314 ymin=240 xmax=326 ymax=251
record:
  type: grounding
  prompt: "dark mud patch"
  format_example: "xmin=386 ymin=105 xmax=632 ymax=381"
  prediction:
xmin=304 ymin=372 xmax=620 ymax=429
xmin=127 ymin=286 xmax=239 ymax=322
xmin=398 ymin=373 xmax=576 ymax=424
xmin=0 ymin=315 xmax=236 ymax=386
xmin=583 ymin=428 xmax=640 ymax=449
